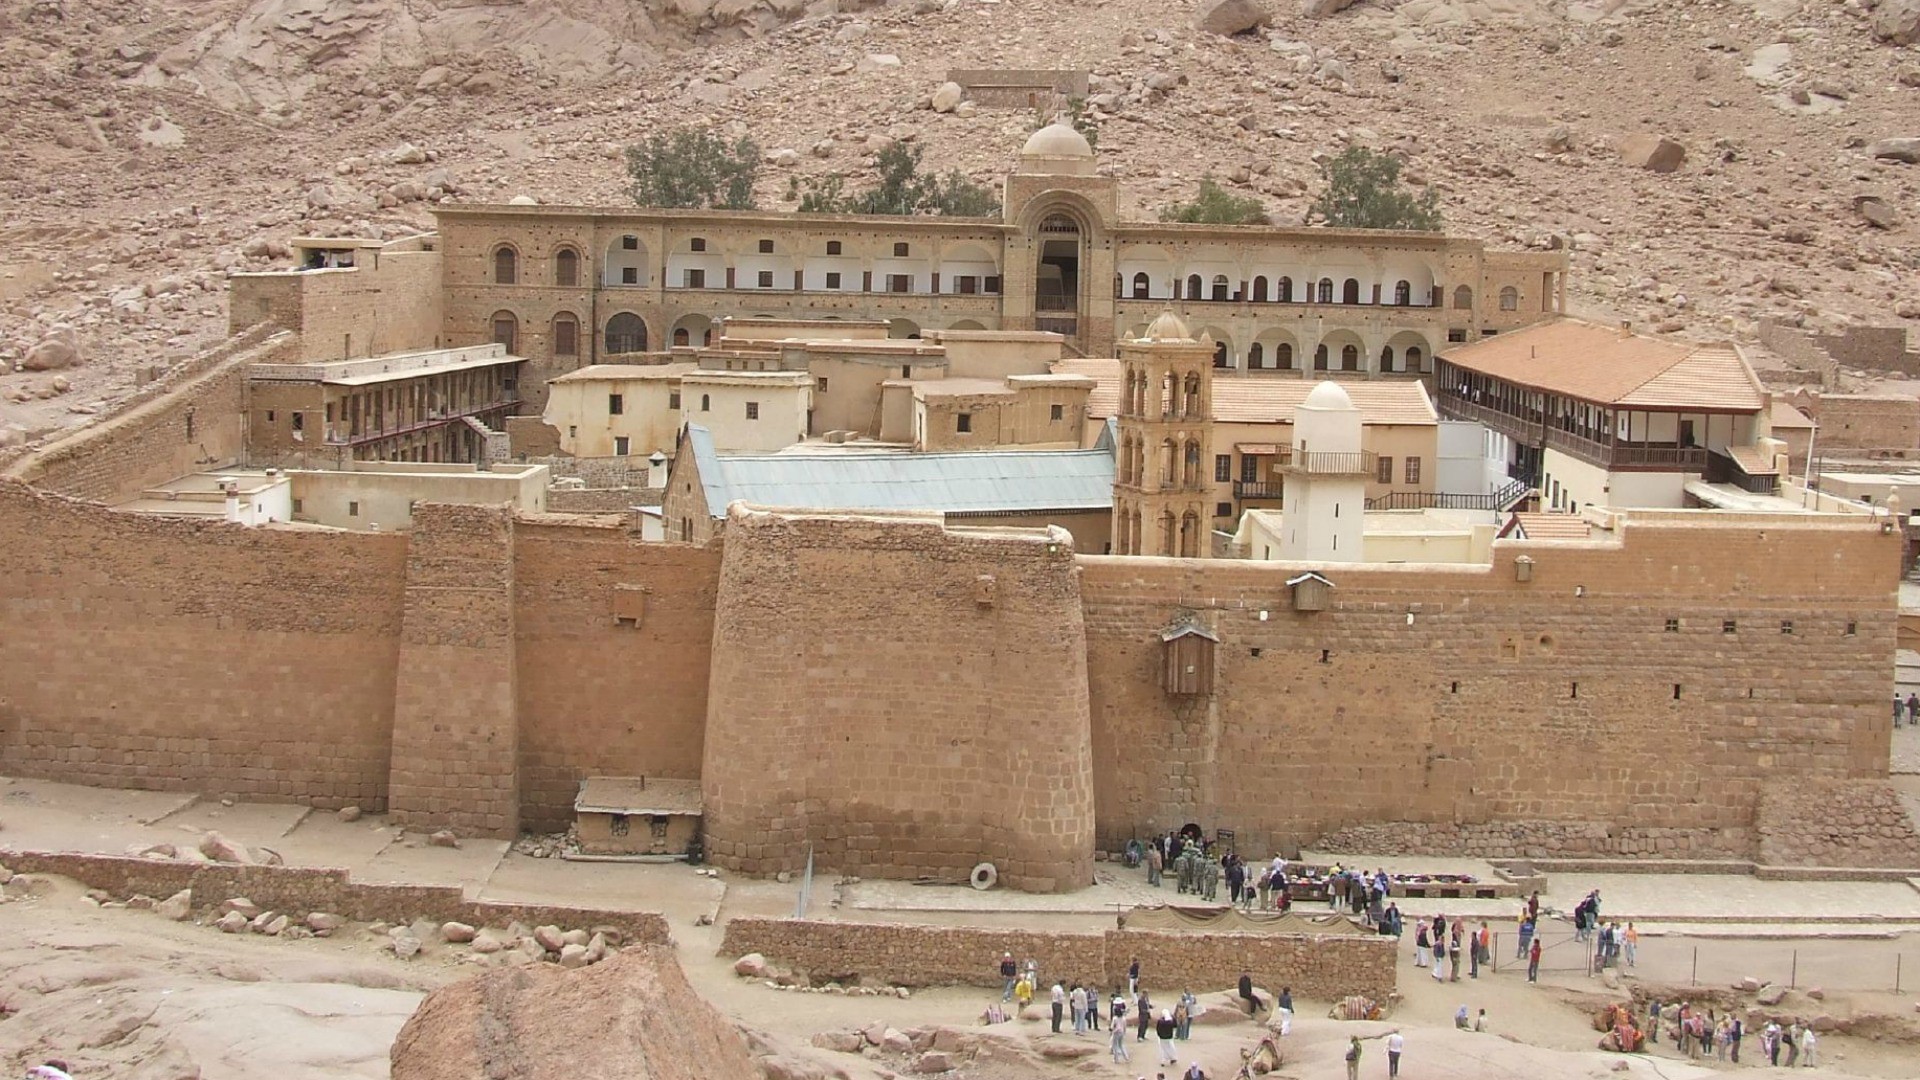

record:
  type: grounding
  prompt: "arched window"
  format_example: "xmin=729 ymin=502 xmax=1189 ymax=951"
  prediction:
xmin=1317 ymin=278 xmax=1334 ymax=304
xmin=493 ymin=246 xmax=517 ymax=285
xmin=1211 ymin=275 xmax=1230 ymax=302
xmin=699 ymin=393 xmax=710 ymax=412
xmin=1314 ymin=344 xmax=1329 ymax=370
xmin=490 ymin=310 xmax=517 ymax=353
xmin=1187 ymin=274 xmax=1203 ymax=300
xmin=1251 ymin=276 xmax=1268 ymax=303
xmin=555 ymin=249 xmax=579 ymax=287
xmin=1248 ymin=343 xmax=1264 ymax=369
xmin=1278 ymin=343 xmax=1294 ymax=369
xmin=1453 ymin=285 xmax=1474 ymax=310
xmin=1213 ymin=340 xmax=1229 ymax=369
xmin=1499 ymin=286 xmax=1519 ymax=311
xmin=1342 ymin=278 xmax=1361 ymax=305
xmin=605 ymin=312 xmax=647 ymax=355
xmin=1133 ymin=272 xmax=1150 ymax=299
xmin=1342 ymin=344 xmax=1359 ymax=371
xmin=1278 ymin=277 xmax=1293 ymax=303
xmin=1406 ymin=346 xmax=1424 ymax=372
xmin=1379 ymin=346 xmax=1395 ymax=373
xmin=673 ymin=328 xmax=690 ymax=347
xmin=1393 ymin=279 xmax=1411 ymax=306
xmin=553 ymin=313 xmax=579 ymax=357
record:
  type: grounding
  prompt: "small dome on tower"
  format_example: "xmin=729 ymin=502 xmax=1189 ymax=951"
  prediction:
xmin=1139 ymin=311 xmax=1193 ymax=342
xmin=1301 ymin=380 xmax=1359 ymax=412
xmin=507 ymin=195 xmax=539 ymax=206
xmin=1021 ymin=122 xmax=1094 ymax=161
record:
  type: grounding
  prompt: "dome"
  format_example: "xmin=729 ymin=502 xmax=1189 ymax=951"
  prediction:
xmin=1021 ymin=122 xmax=1094 ymax=160
xmin=1301 ymin=380 xmax=1358 ymax=411
xmin=1140 ymin=311 xmax=1192 ymax=342
xmin=508 ymin=195 xmax=538 ymax=206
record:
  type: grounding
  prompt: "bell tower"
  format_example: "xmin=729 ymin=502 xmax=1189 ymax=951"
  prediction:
xmin=1111 ymin=312 xmax=1216 ymax=559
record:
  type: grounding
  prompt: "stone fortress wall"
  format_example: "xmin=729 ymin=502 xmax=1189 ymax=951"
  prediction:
xmin=2 ymin=458 xmax=1910 ymax=882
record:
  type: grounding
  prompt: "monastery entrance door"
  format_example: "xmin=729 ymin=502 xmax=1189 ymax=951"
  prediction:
xmin=1033 ymin=213 xmax=1081 ymax=339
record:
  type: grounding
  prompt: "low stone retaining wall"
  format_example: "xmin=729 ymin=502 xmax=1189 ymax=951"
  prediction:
xmin=1755 ymin=781 xmax=1920 ymax=869
xmin=719 ymin=917 xmax=1395 ymax=1002
xmin=1314 ymin=821 xmax=1752 ymax=860
xmin=0 ymin=849 xmax=671 ymax=942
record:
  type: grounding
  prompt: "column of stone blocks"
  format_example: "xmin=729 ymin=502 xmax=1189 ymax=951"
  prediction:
xmin=388 ymin=503 xmax=521 ymax=837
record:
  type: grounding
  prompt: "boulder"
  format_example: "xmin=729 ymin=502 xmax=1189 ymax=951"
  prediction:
xmin=307 ymin=912 xmax=344 ymax=933
xmin=1807 ymin=987 xmax=1825 ymax=1001
xmin=560 ymin=929 xmax=590 ymax=948
xmin=1757 ymin=984 xmax=1788 ymax=1006
xmin=534 ymin=925 xmax=566 ymax=952
xmin=880 ymin=1029 xmax=914 ymax=1054
xmin=912 ymin=1051 xmax=952 ymax=1073
xmin=155 ymin=888 xmax=192 ymax=921
xmin=861 ymin=1022 xmax=887 ymax=1045
xmin=20 ymin=326 xmax=81 ymax=371
xmin=735 ymin=952 xmax=770 ymax=977
xmin=558 ymin=942 xmax=591 ymax=968
xmin=391 ymin=946 xmax=761 ymax=1080
xmin=1619 ymin=134 xmax=1686 ymax=173
xmin=1873 ymin=0 xmax=1920 ymax=46
xmin=338 ymin=805 xmax=362 ymax=822
xmin=810 ymin=1030 xmax=863 ymax=1053
xmin=216 ymin=911 xmax=249 ymax=933
xmin=428 ymin=830 xmax=460 ymax=848
xmin=1301 ymin=0 xmax=1359 ymax=14
xmin=199 ymin=831 xmax=253 ymax=863
xmin=391 ymin=932 xmax=423 ymax=959
xmin=471 ymin=930 xmax=506 ymax=954
xmin=442 ymin=921 xmax=477 ymax=943
xmin=585 ymin=932 xmax=609 ymax=964
xmin=263 ymin=914 xmax=290 ymax=936
xmin=1810 ymin=1013 xmax=1837 ymax=1031
xmin=1198 ymin=0 xmax=1271 ymax=36
xmin=1037 ymin=1038 xmax=1099 ymax=1059
xmin=930 ymin=81 xmax=962 ymax=113
xmin=1870 ymin=138 xmax=1920 ymax=164
xmin=221 ymin=897 xmax=261 ymax=919
xmin=1739 ymin=977 xmax=1763 ymax=991
xmin=249 ymin=911 xmax=279 ymax=933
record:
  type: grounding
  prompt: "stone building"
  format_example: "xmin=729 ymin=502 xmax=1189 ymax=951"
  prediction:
xmin=1111 ymin=312 xmax=1217 ymax=557
xmin=246 ymin=344 xmax=524 ymax=468
xmin=428 ymin=124 xmax=1568 ymax=412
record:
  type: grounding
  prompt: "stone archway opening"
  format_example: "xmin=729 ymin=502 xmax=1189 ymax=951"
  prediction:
xmin=1035 ymin=212 xmax=1082 ymax=315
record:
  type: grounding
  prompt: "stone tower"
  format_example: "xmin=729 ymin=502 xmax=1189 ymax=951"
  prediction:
xmin=1112 ymin=312 xmax=1216 ymax=558
xmin=1277 ymin=380 xmax=1372 ymax=562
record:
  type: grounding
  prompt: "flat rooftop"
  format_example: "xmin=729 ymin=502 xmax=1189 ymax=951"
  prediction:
xmin=549 ymin=362 xmax=698 ymax=384
xmin=250 ymin=343 xmax=523 ymax=386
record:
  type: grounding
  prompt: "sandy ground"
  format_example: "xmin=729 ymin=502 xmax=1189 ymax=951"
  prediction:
xmin=5 ymin=775 xmax=1920 ymax=1078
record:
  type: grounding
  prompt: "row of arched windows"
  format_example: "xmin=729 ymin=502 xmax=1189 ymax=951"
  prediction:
xmin=1124 ymin=274 xmax=1461 ymax=308
xmin=1238 ymin=343 xmax=1426 ymax=372
xmin=1122 ymin=367 xmax=1206 ymax=420
xmin=493 ymin=246 xmax=582 ymax=287
xmin=483 ymin=310 xmax=732 ymax=357
xmin=1113 ymin=507 xmax=1203 ymax=558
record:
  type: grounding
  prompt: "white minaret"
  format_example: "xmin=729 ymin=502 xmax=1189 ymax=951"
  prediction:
xmin=1279 ymin=381 xmax=1369 ymax=562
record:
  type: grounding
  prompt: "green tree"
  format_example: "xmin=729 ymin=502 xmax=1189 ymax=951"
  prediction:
xmin=793 ymin=143 xmax=999 ymax=217
xmin=1158 ymin=178 xmax=1270 ymax=225
xmin=1310 ymin=146 xmax=1442 ymax=231
xmin=626 ymin=128 xmax=760 ymax=210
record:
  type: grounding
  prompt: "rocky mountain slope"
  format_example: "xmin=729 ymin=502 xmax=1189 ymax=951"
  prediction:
xmin=1 ymin=0 xmax=1916 ymax=442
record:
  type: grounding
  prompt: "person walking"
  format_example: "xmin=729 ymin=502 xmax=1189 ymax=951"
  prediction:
xmin=1386 ymin=1031 xmax=1403 ymax=1078
xmin=1277 ymin=987 xmax=1294 ymax=1037
xmin=1527 ymin=936 xmax=1542 ymax=982
xmin=1147 ymin=843 xmax=1163 ymax=887
xmin=1907 ymin=691 xmax=1918 ymax=726
xmin=1050 ymin=982 xmax=1065 ymax=1034
xmin=1177 ymin=989 xmax=1196 ymax=1039
xmin=1070 ymin=983 xmax=1087 ymax=1035
xmin=1109 ymin=994 xmax=1129 ymax=1063
xmin=1128 ymin=958 xmax=1141 ymax=997
xmin=1088 ymin=983 xmax=1101 ymax=1031
xmin=1415 ymin=921 xmax=1431 ymax=968
xmin=1449 ymin=923 xmax=1463 ymax=981
xmin=1730 ymin=1016 xmax=1743 ymax=1063
xmin=1344 ymin=1036 xmax=1362 ymax=1080
xmin=1898 ymin=693 xmax=1907 ymax=729
xmin=1800 ymin=1025 xmax=1817 ymax=1067
xmin=1013 ymin=972 xmax=1034 ymax=1012
xmin=998 ymin=953 xmax=1017 ymax=1001
xmin=1783 ymin=1021 xmax=1801 ymax=1067
xmin=1136 ymin=990 xmax=1152 ymax=1042
xmin=1431 ymin=928 xmax=1447 ymax=982
xmin=1623 ymin=922 xmax=1638 ymax=968
xmin=1516 ymin=913 xmax=1534 ymax=959
xmin=1155 ymin=1008 xmax=1178 ymax=1065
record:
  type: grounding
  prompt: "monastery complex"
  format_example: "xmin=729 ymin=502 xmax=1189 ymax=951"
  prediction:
xmin=2 ymin=126 xmax=1916 ymax=892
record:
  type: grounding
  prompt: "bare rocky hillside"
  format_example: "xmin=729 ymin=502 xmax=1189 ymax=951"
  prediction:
xmin=1 ymin=0 xmax=1916 ymax=442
